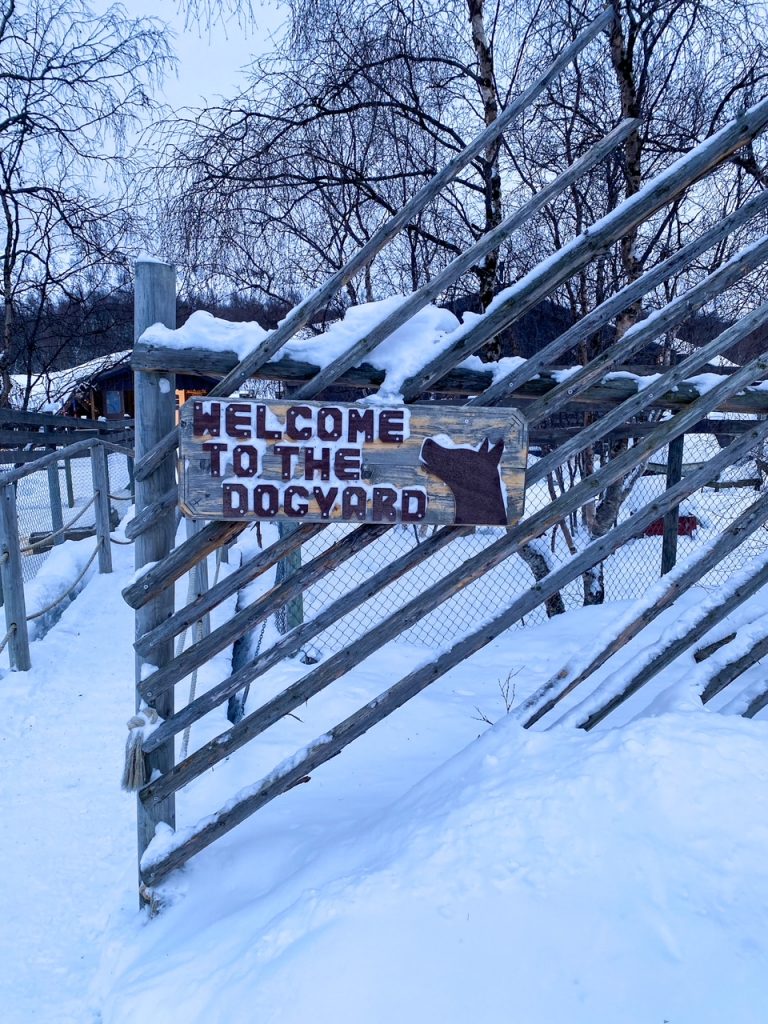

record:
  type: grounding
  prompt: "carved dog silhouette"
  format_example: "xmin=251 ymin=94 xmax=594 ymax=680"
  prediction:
xmin=420 ymin=436 xmax=506 ymax=525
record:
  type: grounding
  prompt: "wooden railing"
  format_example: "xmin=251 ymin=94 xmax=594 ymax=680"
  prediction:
xmin=0 ymin=437 xmax=133 ymax=670
xmin=0 ymin=407 xmax=134 ymax=464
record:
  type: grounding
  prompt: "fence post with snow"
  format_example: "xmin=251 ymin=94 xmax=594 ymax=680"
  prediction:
xmin=132 ymin=257 xmax=179 ymax=877
xmin=0 ymin=482 xmax=31 ymax=670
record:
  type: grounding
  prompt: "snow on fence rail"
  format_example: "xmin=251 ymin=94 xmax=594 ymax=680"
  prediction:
xmin=126 ymin=16 xmax=768 ymax=903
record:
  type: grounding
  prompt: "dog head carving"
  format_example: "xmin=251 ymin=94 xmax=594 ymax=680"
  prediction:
xmin=420 ymin=436 xmax=506 ymax=525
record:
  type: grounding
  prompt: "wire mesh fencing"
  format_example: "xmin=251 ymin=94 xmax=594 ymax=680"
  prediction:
xmin=11 ymin=423 xmax=764 ymax=659
xmin=280 ymin=418 xmax=768 ymax=655
xmin=14 ymin=450 xmax=134 ymax=584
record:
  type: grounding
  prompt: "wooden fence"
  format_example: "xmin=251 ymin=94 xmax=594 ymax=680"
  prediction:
xmin=126 ymin=10 xmax=768 ymax=901
xmin=0 ymin=406 xmax=134 ymax=463
xmin=0 ymin=437 xmax=133 ymax=670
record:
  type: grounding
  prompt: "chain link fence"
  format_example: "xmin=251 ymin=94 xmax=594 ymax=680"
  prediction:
xmin=285 ymin=418 xmax=768 ymax=654
xmin=14 ymin=450 xmax=134 ymax=584
xmin=12 ymin=424 xmax=764 ymax=659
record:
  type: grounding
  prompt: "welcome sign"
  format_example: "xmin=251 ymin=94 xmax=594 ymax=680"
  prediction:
xmin=179 ymin=398 xmax=527 ymax=527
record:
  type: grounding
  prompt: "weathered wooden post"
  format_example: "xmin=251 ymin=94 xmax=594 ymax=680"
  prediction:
xmin=47 ymin=458 xmax=64 ymax=546
xmin=0 ymin=483 xmax=30 ymax=670
xmin=661 ymin=433 xmax=685 ymax=575
xmin=133 ymin=258 xmax=177 ymax=890
xmin=90 ymin=442 xmax=113 ymax=574
xmin=275 ymin=523 xmax=304 ymax=633
xmin=64 ymin=458 xmax=75 ymax=508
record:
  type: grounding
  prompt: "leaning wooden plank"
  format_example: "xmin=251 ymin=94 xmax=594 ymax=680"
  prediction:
xmin=294 ymin=120 xmax=639 ymax=400
xmin=399 ymin=95 xmax=768 ymax=399
xmin=138 ymin=523 xmax=391 ymax=698
xmin=528 ymin=300 xmax=768 ymax=485
xmin=123 ymin=519 xmax=246 ymax=610
xmin=139 ymin=684 xmax=428 ymax=885
xmin=467 ymin=191 xmax=768 ymax=408
xmin=740 ymin=672 xmax=768 ymax=719
xmin=514 ymin=486 xmax=768 ymax=729
xmin=132 ymin=429 xmax=179 ymax=485
xmin=524 ymin=235 xmax=768 ymax=425
xmin=694 ymin=634 xmax=737 ymax=663
xmin=137 ymin=447 xmax=759 ymax=887
xmin=564 ymin=552 xmax=768 ymax=732
xmin=697 ymin=625 xmax=768 ymax=707
xmin=140 ymin=408 xmax=768 ymax=804
xmin=135 ymin=522 xmax=325 ymax=657
xmin=204 ymin=11 xmax=612 ymax=401
xmin=125 ymin=485 xmax=179 ymax=542
xmin=147 ymin=609 xmax=548 ymax=884
xmin=142 ymin=524 xmax=471 ymax=748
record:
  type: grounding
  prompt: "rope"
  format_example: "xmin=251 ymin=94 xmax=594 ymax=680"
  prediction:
xmin=0 ymin=623 xmax=16 ymax=655
xmin=19 ymin=494 xmax=96 ymax=553
xmin=180 ymin=547 xmax=224 ymax=760
xmin=179 ymin=617 xmax=204 ymax=761
xmin=234 ymin=527 xmax=267 ymax=714
xmin=237 ymin=618 xmax=267 ymax=715
xmin=109 ymin=535 xmax=134 ymax=545
xmin=122 ymin=707 xmax=159 ymax=792
xmin=25 ymin=545 xmax=99 ymax=621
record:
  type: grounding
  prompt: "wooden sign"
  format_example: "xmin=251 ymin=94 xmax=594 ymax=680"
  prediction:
xmin=179 ymin=398 xmax=527 ymax=526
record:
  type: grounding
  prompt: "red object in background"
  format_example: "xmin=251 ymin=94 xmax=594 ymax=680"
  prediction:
xmin=642 ymin=514 xmax=698 ymax=538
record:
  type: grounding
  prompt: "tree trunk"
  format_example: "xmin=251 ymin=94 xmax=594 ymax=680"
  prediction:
xmin=467 ymin=0 xmax=503 ymax=356
xmin=609 ymin=1 xmax=643 ymax=338
xmin=1 ymin=191 xmax=16 ymax=407
xmin=518 ymin=541 xmax=567 ymax=618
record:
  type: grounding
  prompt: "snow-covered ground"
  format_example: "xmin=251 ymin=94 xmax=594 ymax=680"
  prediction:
xmin=2 ymin=520 xmax=768 ymax=1023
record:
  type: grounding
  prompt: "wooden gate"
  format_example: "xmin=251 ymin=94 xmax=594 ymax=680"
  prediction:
xmin=125 ymin=10 xmax=768 ymax=901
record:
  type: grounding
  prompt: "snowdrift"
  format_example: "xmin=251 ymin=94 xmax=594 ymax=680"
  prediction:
xmin=99 ymin=709 xmax=768 ymax=1024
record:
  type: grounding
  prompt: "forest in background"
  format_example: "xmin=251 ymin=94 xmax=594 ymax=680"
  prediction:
xmin=2 ymin=0 xmax=768 ymax=400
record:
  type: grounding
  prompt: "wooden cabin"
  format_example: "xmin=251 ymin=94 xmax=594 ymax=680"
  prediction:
xmin=61 ymin=353 xmax=218 ymax=421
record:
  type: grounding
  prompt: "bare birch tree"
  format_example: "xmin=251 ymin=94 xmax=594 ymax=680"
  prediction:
xmin=0 ymin=0 xmax=172 ymax=405
xmin=159 ymin=0 xmax=768 ymax=612
xmin=155 ymin=0 xmax=532 ymax=324
xmin=501 ymin=0 xmax=768 ymax=604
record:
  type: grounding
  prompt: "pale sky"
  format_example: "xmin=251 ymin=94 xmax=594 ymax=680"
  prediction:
xmin=105 ymin=0 xmax=286 ymax=109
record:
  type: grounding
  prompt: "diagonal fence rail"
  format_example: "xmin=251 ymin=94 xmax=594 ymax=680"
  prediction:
xmin=127 ymin=20 xmax=768 ymax=898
